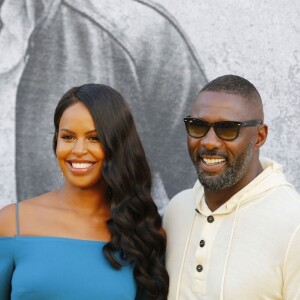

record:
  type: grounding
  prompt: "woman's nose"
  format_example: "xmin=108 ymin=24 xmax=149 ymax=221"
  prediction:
xmin=72 ymin=139 xmax=88 ymax=156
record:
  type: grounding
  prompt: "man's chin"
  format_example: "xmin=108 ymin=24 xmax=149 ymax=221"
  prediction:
xmin=197 ymin=172 xmax=230 ymax=192
xmin=201 ymin=182 xmax=225 ymax=192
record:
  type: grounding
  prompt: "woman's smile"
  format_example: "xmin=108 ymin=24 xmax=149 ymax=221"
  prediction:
xmin=66 ymin=160 xmax=96 ymax=174
xmin=56 ymin=102 xmax=106 ymax=189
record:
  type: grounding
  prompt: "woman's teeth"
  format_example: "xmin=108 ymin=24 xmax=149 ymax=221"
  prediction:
xmin=71 ymin=162 xmax=93 ymax=169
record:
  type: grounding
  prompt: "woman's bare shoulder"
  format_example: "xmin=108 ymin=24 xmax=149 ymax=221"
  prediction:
xmin=0 ymin=193 xmax=56 ymax=236
xmin=0 ymin=203 xmax=17 ymax=236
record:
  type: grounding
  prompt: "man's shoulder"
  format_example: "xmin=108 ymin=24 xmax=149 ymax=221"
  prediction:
xmin=275 ymin=185 xmax=300 ymax=219
xmin=163 ymin=188 xmax=197 ymax=245
xmin=163 ymin=188 xmax=195 ymax=226
xmin=282 ymin=185 xmax=300 ymax=201
xmin=269 ymin=184 xmax=300 ymax=209
xmin=168 ymin=188 xmax=195 ymax=209
xmin=256 ymin=184 xmax=300 ymax=230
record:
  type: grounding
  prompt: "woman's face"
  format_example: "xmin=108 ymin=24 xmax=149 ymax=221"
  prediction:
xmin=56 ymin=102 xmax=106 ymax=189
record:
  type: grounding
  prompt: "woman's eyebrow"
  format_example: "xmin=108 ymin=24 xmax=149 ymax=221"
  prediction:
xmin=59 ymin=129 xmax=97 ymax=134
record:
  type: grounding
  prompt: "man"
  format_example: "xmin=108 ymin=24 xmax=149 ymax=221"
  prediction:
xmin=164 ymin=75 xmax=300 ymax=299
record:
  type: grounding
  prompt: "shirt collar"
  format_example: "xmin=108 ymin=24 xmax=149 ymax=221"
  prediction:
xmin=193 ymin=159 xmax=279 ymax=216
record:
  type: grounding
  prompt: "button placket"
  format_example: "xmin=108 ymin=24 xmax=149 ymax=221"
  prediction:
xmin=199 ymin=240 xmax=205 ymax=247
xmin=207 ymin=215 xmax=214 ymax=223
xmin=196 ymin=264 xmax=203 ymax=272
xmin=193 ymin=214 xmax=220 ymax=294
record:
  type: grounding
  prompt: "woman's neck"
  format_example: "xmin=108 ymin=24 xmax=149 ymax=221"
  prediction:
xmin=55 ymin=181 xmax=110 ymax=216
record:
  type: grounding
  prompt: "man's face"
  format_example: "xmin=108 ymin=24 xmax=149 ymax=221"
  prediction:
xmin=187 ymin=91 xmax=260 ymax=192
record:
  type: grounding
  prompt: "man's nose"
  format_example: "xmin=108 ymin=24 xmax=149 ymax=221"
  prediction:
xmin=200 ymin=127 xmax=222 ymax=150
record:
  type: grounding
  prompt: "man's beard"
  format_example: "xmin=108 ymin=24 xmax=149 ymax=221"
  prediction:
xmin=192 ymin=140 xmax=255 ymax=192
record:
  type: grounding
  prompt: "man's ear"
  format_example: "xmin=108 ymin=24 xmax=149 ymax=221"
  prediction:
xmin=255 ymin=123 xmax=268 ymax=149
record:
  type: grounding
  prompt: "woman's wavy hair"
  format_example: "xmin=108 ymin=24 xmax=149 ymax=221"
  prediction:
xmin=53 ymin=84 xmax=168 ymax=299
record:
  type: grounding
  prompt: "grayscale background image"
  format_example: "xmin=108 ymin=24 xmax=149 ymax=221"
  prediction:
xmin=0 ymin=0 xmax=299 ymax=211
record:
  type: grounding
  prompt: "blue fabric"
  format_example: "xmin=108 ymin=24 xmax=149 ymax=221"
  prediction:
xmin=0 ymin=236 xmax=136 ymax=300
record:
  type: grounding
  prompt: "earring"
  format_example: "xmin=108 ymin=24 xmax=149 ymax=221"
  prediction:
xmin=61 ymin=172 xmax=64 ymax=179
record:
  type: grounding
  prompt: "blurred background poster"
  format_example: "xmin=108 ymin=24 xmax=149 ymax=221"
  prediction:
xmin=0 ymin=0 xmax=299 ymax=211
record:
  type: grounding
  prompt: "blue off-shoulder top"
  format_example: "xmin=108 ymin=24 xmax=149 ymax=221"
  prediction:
xmin=0 ymin=205 xmax=136 ymax=300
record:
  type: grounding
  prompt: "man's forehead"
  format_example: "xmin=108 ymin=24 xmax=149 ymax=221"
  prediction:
xmin=191 ymin=91 xmax=252 ymax=120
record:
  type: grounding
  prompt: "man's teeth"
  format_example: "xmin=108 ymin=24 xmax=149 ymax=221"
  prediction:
xmin=71 ymin=162 xmax=93 ymax=169
xmin=203 ymin=158 xmax=225 ymax=165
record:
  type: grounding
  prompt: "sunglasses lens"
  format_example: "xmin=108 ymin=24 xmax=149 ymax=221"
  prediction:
xmin=186 ymin=121 xmax=209 ymax=138
xmin=215 ymin=123 xmax=239 ymax=140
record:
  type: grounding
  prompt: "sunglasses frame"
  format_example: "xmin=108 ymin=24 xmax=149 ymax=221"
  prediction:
xmin=183 ymin=116 xmax=262 ymax=141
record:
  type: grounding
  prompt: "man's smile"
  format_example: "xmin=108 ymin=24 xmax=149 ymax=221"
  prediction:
xmin=202 ymin=157 xmax=226 ymax=165
xmin=197 ymin=155 xmax=227 ymax=174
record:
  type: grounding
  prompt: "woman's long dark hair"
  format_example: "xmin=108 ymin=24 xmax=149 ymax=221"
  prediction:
xmin=53 ymin=84 xmax=168 ymax=299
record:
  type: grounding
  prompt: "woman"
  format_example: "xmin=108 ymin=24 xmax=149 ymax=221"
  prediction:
xmin=0 ymin=84 xmax=169 ymax=299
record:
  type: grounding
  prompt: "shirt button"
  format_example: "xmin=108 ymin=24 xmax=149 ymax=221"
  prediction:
xmin=196 ymin=265 xmax=203 ymax=272
xmin=199 ymin=240 xmax=205 ymax=247
xmin=207 ymin=215 xmax=214 ymax=223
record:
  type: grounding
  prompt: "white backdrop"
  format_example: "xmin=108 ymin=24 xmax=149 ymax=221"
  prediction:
xmin=161 ymin=0 xmax=300 ymax=190
xmin=0 ymin=0 xmax=299 ymax=209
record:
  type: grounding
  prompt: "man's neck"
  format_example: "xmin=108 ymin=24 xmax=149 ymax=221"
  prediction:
xmin=204 ymin=188 xmax=239 ymax=212
xmin=204 ymin=162 xmax=264 ymax=212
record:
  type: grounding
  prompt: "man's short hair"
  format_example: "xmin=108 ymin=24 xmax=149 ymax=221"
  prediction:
xmin=200 ymin=74 xmax=262 ymax=105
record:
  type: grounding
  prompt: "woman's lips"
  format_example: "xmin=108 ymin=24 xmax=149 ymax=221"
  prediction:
xmin=71 ymin=162 xmax=93 ymax=169
xmin=66 ymin=161 xmax=95 ymax=174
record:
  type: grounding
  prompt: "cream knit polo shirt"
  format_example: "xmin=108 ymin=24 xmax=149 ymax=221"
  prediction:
xmin=164 ymin=158 xmax=300 ymax=300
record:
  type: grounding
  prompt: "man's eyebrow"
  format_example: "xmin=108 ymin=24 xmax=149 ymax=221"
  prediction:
xmin=59 ymin=129 xmax=97 ymax=134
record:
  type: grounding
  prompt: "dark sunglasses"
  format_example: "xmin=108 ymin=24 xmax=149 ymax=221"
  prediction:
xmin=184 ymin=116 xmax=262 ymax=141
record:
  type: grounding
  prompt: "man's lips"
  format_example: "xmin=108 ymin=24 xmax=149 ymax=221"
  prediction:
xmin=198 ymin=155 xmax=227 ymax=173
xmin=202 ymin=157 xmax=226 ymax=165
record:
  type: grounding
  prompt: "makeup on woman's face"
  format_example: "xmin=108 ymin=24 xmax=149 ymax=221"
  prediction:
xmin=56 ymin=102 xmax=106 ymax=189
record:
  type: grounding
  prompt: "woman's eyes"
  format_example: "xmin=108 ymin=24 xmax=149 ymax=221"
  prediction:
xmin=60 ymin=135 xmax=99 ymax=141
xmin=88 ymin=136 xmax=99 ymax=141
xmin=61 ymin=135 xmax=75 ymax=140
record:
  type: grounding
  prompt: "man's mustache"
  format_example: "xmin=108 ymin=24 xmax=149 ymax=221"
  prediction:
xmin=197 ymin=150 xmax=227 ymax=160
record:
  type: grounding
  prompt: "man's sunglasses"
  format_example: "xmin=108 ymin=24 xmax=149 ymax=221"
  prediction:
xmin=183 ymin=116 xmax=262 ymax=141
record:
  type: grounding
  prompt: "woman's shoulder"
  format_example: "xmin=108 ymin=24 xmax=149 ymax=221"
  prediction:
xmin=0 ymin=194 xmax=54 ymax=237
xmin=0 ymin=203 xmax=17 ymax=236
